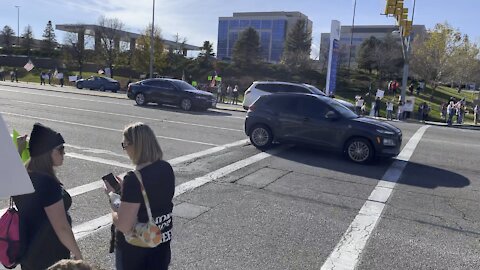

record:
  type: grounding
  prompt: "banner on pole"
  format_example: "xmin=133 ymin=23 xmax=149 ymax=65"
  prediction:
xmin=326 ymin=20 xmax=341 ymax=96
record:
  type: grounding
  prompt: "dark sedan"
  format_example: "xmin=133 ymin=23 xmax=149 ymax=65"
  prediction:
xmin=127 ymin=78 xmax=216 ymax=111
xmin=76 ymin=76 xmax=120 ymax=92
xmin=245 ymin=93 xmax=402 ymax=163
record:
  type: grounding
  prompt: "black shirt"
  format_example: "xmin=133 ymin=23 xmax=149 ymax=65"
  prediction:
xmin=13 ymin=172 xmax=72 ymax=242
xmin=117 ymin=159 xmax=175 ymax=248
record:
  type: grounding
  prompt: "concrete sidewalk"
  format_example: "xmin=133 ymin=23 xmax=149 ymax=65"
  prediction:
xmin=0 ymin=81 xmax=246 ymax=113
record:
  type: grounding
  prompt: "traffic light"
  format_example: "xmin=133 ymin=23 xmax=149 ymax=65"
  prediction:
xmin=402 ymin=20 xmax=413 ymax=37
xmin=384 ymin=0 xmax=397 ymax=15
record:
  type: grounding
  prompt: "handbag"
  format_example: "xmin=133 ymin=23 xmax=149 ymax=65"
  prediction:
xmin=124 ymin=170 xmax=163 ymax=248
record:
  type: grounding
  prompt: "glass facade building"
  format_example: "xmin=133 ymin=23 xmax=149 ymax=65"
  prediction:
xmin=218 ymin=12 xmax=312 ymax=63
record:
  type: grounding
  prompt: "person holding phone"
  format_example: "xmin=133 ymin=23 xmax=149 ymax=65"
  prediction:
xmin=104 ymin=123 xmax=175 ymax=270
xmin=13 ymin=123 xmax=83 ymax=270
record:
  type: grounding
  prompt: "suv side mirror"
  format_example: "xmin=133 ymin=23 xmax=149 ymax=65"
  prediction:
xmin=325 ymin=111 xmax=339 ymax=120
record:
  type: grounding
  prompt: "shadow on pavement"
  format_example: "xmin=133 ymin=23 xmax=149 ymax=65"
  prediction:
xmin=271 ymin=145 xmax=470 ymax=189
xmin=134 ymin=104 xmax=234 ymax=116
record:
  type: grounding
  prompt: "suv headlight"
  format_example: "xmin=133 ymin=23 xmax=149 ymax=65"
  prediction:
xmin=383 ymin=138 xmax=396 ymax=146
xmin=376 ymin=129 xmax=395 ymax=135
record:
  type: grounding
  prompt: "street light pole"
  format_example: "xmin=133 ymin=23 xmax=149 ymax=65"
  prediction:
xmin=348 ymin=0 xmax=357 ymax=70
xmin=14 ymin=6 xmax=20 ymax=47
xmin=149 ymin=0 xmax=155 ymax=79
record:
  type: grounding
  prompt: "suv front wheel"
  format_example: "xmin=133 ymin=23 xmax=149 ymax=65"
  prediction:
xmin=345 ymin=138 xmax=374 ymax=164
xmin=249 ymin=124 xmax=273 ymax=150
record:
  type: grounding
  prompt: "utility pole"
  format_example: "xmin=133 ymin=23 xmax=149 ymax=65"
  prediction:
xmin=149 ymin=0 xmax=155 ymax=79
xmin=348 ymin=0 xmax=357 ymax=71
xmin=14 ymin=6 xmax=20 ymax=47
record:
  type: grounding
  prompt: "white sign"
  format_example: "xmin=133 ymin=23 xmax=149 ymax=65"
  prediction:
xmin=404 ymin=96 xmax=415 ymax=112
xmin=68 ymin=76 xmax=78 ymax=82
xmin=104 ymin=68 xmax=111 ymax=78
xmin=376 ymin=89 xmax=385 ymax=99
xmin=0 ymin=114 xmax=34 ymax=198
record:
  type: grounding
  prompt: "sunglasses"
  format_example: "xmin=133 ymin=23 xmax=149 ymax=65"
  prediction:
xmin=121 ymin=142 xmax=129 ymax=150
xmin=56 ymin=145 xmax=65 ymax=154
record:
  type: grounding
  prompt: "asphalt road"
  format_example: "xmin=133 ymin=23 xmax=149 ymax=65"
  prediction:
xmin=0 ymin=83 xmax=478 ymax=270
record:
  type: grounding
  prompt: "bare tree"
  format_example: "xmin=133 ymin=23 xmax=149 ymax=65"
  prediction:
xmin=64 ymin=26 xmax=90 ymax=76
xmin=96 ymin=16 xmax=125 ymax=77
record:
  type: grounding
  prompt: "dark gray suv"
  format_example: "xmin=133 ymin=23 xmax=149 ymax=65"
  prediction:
xmin=244 ymin=93 xmax=402 ymax=163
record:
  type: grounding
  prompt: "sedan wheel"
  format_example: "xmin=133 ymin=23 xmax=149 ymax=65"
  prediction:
xmin=76 ymin=83 xmax=83 ymax=89
xmin=180 ymin=98 xmax=192 ymax=111
xmin=99 ymin=86 xmax=105 ymax=92
xmin=346 ymin=138 xmax=373 ymax=163
xmin=135 ymin=93 xmax=146 ymax=106
xmin=249 ymin=125 xmax=273 ymax=149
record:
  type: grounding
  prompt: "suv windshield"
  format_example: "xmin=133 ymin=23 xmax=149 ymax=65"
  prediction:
xmin=304 ymin=85 xmax=326 ymax=96
xmin=172 ymin=80 xmax=196 ymax=90
xmin=328 ymin=99 xmax=358 ymax=119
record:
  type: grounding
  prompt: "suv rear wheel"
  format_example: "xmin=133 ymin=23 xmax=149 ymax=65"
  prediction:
xmin=249 ymin=124 xmax=273 ymax=149
xmin=345 ymin=138 xmax=373 ymax=164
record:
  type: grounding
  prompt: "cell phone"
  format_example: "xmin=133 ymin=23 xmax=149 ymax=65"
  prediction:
xmin=102 ymin=173 xmax=121 ymax=193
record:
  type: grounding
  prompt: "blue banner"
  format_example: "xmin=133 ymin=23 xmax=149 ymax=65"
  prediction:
xmin=328 ymin=39 xmax=339 ymax=95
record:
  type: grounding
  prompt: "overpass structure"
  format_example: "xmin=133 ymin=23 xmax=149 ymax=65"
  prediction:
xmin=56 ymin=24 xmax=201 ymax=56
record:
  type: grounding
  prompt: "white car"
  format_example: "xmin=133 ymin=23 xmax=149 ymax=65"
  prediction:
xmin=242 ymin=81 xmax=355 ymax=111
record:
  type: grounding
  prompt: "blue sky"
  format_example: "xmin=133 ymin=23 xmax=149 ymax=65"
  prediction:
xmin=1 ymin=0 xmax=478 ymax=58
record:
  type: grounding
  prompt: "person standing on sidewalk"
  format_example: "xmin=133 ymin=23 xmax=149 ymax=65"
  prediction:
xmin=386 ymin=100 xmax=394 ymax=120
xmin=446 ymin=101 xmax=455 ymax=125
xmin=232 ymin=85 xmax=239 ymax=105
xmin=374 ymin=97 xmax=381 ymax=117
xmin=397 ymin=101 xmax=404 ymax=120
xmin=474 ymin=104 xmax=479 ymax=125
xmin=226 ymin=85 xmax=232 ymax=104
xmin=40 ymin=71 xmax=46 ymax=85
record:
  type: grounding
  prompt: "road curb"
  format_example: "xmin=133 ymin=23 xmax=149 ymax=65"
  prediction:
xmin=0 ymin=81 xmax=246 ymax=113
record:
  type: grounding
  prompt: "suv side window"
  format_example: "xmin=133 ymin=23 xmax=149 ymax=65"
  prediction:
xmin=296 ymin=97 xmax=329 ymax=119
xmin=255 ymin=83 xmax=275 ymax=93
xmin=265 ymin=97 xmax=297 ymax=113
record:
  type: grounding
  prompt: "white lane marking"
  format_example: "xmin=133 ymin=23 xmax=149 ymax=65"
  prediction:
xmin=1 ymin=111 xmax=218 ymax=146
xmin=321 ymin=125 xmax=430 ymax=270
xmin=0 ymin=87 xmax=129 ymax=106
xmin=64 ymin=144 xmax=127 ymax=158
xmin=1 ymin=138 xmax=250 ymax=215
xmin=65 ymin=153 xmax=133 ymax=169
xmin=168 ymin=139 xmax=249 ymax=165
xmin=73 ymin=146 xmax=287 ymax=240
xmin=14 ymin=100 xmax=243 ymax=132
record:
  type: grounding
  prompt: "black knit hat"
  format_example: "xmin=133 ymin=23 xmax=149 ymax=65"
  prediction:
xmin=29 ymin=123 xmax=65 ymax=157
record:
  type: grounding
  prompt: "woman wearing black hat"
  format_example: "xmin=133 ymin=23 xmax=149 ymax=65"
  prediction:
xmin=13 ymin=123 xmax=82 ymax=270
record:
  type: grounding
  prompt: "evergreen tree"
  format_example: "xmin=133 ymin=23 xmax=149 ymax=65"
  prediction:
xmin=283 ymin=19 xmax=312 ymax=70
xmin=1 ymin=25 xmax=15 ymax=52
xmin=22 ymin=25 xmax=34 ymax=53
xmin=356 ymin=36 xmax=381 ymax=73
xmin=233 ymin=27 xmax=261 ymax=69
xmin=42 ymin=20 xmax=57 ymax=56
xmin=198 ymin=41 xmax=215 ymax=68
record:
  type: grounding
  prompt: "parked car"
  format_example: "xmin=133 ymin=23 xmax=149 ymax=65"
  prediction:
xmin=242 ymin=81 xmax=355 ymax=111
xmin=76 ymin=76 xmax=120 ymax=93
xmin=127 ymin=78 xmax=216 ymax=111
xmin=244 ymin=93 xmax=402 ymax=164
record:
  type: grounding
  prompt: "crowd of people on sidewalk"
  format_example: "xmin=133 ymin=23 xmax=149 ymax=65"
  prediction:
xmin=5 ymin=122 xmax=174 ymax=270
xmin=216 ymin=83 xmax=239 ymax=105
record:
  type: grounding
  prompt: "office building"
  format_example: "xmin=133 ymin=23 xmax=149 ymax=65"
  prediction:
xmin=217 ymin=12 xmax=312 ymax=63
